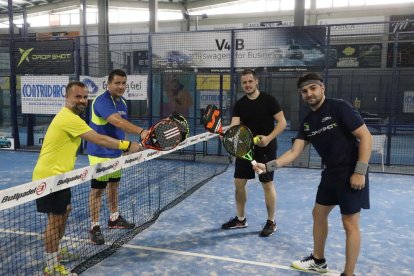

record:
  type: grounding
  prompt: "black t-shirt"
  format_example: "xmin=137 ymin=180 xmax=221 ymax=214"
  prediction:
xmin=233 ymin=92 xmax=282 ymax=136
xmin=296 ymin=98 xmax=364 ymax=169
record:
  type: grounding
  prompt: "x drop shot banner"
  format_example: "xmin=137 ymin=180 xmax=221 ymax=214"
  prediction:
xmin=13 ymin=40 xmax=75 ymax=74
xmin=21 ymin=76 xmax=68 ymax=114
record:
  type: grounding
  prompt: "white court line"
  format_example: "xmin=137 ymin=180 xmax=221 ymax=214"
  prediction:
xmin=0 ymin=228 xmax=340 ymax=275
xmin=123 ymin=244 xmax=341 ymax=276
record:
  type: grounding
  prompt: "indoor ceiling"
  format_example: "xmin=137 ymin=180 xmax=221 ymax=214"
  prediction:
xmin=0 ymin=0 xmax=239 ymax=14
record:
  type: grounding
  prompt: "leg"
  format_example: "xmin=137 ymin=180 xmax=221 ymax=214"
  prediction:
xmin=89 ymin=187 xmax=104 ymax=224
xmin=341 ymin=212 xmax=361 ymax=276
xmin=234 ymin=178 xmax=248 ymax=218
xmin=261 ymin=180 xmax=276 ymax=221
xmin=312 ymin=203 xmax=335 ymax=259
xmin=44 ymin=209 xmax=70 ymax=253
xmin=107 ymin=181 xmax=119 ymax=214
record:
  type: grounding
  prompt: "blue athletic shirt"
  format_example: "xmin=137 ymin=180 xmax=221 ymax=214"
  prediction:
xmin=296 ymin=98 xmax=364 ymax=169
xmin=87 ymin=90 xmax=127 ymax=158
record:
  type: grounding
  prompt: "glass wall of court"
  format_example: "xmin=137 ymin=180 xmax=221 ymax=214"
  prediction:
xmin=0 ymin=21 xmax=413 ymax=174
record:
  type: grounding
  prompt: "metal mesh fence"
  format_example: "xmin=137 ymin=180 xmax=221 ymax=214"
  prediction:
xmin=0 ymin=21 xmax=413 ymax=173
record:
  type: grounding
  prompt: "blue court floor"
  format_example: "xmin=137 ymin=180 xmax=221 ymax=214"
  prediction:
xmin=1 ymin=151 xmax=413 ymax=276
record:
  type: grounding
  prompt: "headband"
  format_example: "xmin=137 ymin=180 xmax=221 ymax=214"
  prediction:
xmin=298 ymin=80 xmax=323 ymax=89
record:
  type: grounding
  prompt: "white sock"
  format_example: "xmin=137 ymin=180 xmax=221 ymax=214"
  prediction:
xmin=237 ymin=216 xmax=245 ymax=221
xmin=91 ymin=222 xmax=100 ymax=230
xmin=110 ymin=212 xmax=119 ymax=221
xmin=45 ymin=252 xmax=59 ymax=269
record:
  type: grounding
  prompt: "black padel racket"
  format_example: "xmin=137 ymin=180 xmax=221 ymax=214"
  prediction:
xmin=141 ymin=118 xmax=182 ymax=151
xmin=169 ymin=113 xmax=189 ymax=142
xmin=222 ymin=125 xmax=263 ymax=174
xmin=203 ymin=104 xmax=223 ymax=135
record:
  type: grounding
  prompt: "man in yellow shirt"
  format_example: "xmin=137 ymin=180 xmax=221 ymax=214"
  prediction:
xmin=33 ymin=81 xmax=141 ymax=276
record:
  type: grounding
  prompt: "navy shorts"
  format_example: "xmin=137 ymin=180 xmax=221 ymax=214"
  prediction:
xmin=36 ymin=188 xmax=71 ymax=215
xmin=234 ymin=140 xmax=276 ymax=183
xmin=316 ymin=166 xmax=370 ymax=215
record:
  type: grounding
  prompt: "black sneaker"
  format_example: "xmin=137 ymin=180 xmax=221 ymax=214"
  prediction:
xmin=259 ymin=220 xmax=277 ymax=237
xmin=291 ymin=253 xmax=328 ymax=273
xmin=221 ymin=216 xmax=248 ymax=229
xmin=108 ymin=215 xmax=135 ymax=229
xmin=340 ymin=273 xmax=355 ymax=276
xmin=90 ymin=225 xmax=105 ymax=245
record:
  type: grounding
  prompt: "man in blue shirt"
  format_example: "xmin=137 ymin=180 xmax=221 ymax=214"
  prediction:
xmin=254 ymin=73 xmax=372 ymax=276
xmin=87 ymin=69 xmax=148 ymax=245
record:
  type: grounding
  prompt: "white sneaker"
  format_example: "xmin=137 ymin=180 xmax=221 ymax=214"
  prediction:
xmin=291 ymin=253 xmax=328 ymax=273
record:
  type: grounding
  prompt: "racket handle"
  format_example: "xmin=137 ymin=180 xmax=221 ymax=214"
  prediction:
xmin=253 ymin=136 xmax=261 ymax=145
xmin=251 ymin=160 xmax=263 ymax=174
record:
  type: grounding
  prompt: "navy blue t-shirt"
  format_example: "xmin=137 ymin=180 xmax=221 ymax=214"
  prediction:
xmin=296 ymin=98 xmax=364 ymax=169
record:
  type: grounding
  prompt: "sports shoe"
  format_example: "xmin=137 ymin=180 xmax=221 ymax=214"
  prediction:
xmin=221 ymin=216 xmax=248 ymax=229
xmin=44 ymin=264 xmax=77 ymax=276
xmin=108 ymin=215 xmax=135 ymax=229
xmin=340 ymin=273 xmax=355 ymax=276
xmin=259 ymin=220 xmax=277 ymax=237
xmin=90 ymin=225 xmax=105 ymax=245
xmin=57 ymin=247 xmax=80 ymax=263
xmin=291 ymin=253 xmax=328 ymax=273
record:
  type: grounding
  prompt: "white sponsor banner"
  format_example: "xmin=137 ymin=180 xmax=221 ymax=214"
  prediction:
xmin=403 ymin=91 xmax=414 ymax=113
xmin=21 ymin=76 xmax=68 ymax=114
xmin=318 ymin=16 xmax=385 ymax=35
xmin=80 ymin=75 xmax=148 ymax=100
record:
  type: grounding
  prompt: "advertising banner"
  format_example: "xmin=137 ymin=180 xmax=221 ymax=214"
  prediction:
xmin=21 ymin=76 xmax=68 ymax=114
xmin=332 ymin=44 xmax=382 ymax=68
xmin=387 ymin=42 xmax=414 ymax=68
xmin=14 ymin=40 xmax=75 ymax=74
xmin=80 ymin=75 xmax=148 ymax=100
xmin=403 ymin=91 xmax=414 ymax=113
xmin=151 ymin=26 xmax=326 ymax=72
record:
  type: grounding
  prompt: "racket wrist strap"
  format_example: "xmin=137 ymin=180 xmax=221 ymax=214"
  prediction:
xmin=118 ymin=140 xmax=131 ymax=152
xmin=265 ymin=160 xmax=280 ymax=172
xmin=139 ymin=128 xmax=144 ymax=135
xmin=354 ymin=161 xmax=368 ymax=175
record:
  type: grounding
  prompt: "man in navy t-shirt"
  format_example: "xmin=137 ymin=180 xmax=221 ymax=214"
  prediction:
xmin=254 ymin=73 xmax=372 ymax=276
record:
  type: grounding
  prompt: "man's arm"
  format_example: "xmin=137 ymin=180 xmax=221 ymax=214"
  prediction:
xmin=106 ymin=113 xmax=148 ymax=139
xmin=350 ymin=124 xmax=372 ymax=189
xmin=257 ymin=111 xmax=287 ymax=147
xmin=253 ymin=139 xmax=308 ymax=173
xmin=80 ymin=130 xmax=142 ymax=153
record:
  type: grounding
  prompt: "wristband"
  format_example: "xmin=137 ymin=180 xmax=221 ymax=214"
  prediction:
xmin=354 ymin=161 xmax=368 ymax=175
xmin=265 ymin=160 xmax=280 ymax=172
xmin=118 ymin=140 xmax=131 ymax=152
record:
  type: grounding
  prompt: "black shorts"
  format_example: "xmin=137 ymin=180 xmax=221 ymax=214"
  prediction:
xmin=316 ymin=166 xmax=370 ymax=215
xmin=36 ymin=188 xmax=71 ymax=215
xmin=234 ymin=140 xmax=276 ymax=183
xmin=91 ymin=177 xmax=121 ymax=189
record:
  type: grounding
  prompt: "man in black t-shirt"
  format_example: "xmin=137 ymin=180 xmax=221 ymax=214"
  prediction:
xmin=221 ymin=69 xmax=287 ymax=237
xmin=254 ymin=73 xmax=372 ymax=276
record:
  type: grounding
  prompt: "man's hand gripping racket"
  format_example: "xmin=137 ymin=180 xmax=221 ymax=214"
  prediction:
xmin=203 ymin=105 xmax=262 ymax=174
xmin=141 ymin=118 xmax=183 ymax=151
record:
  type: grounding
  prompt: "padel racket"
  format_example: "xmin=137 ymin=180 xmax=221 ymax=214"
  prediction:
xmin=203 ymin=104 xmax=223 ymax=135
xmin=203 ymin=104 xmax=260 ymax=144
xmin=169 ymin=113 xmax=189 ymax=142
xmin=222 ymin=125 xmax=263 ymax=174
xmin=141 ymin=118 xmax=182 ymax=151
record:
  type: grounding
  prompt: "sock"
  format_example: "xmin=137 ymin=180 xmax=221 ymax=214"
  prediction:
xmin=91 ymin=222 xmax=99 ymax=230
xmin=312 ymin=254 xmax=326 ymax=264
xmin=110 ymin=212 xmax=119 ymax=221
xmin=45 ymin=252 xmax=59 ymax=269
xmin=237 ymin=216 xmax=245 ymax=221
